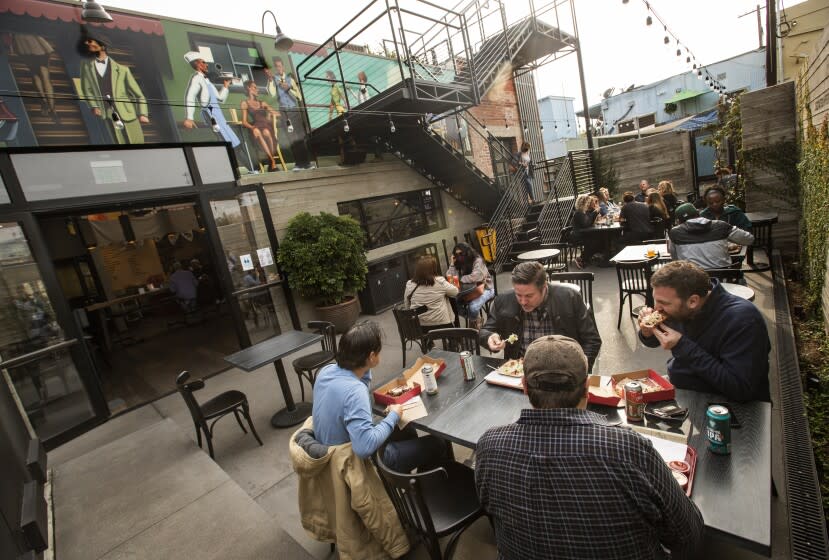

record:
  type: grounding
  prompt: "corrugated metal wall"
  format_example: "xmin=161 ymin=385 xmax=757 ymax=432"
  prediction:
xmin=514 ymin=71 xmax=545 ymax=197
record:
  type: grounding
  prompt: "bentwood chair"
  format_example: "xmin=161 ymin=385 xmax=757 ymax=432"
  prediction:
xmin=706 ymin=262 xmax=745 ymax=284
xmin=175 ymin=370 xmax=263 ymax=459
xmin=374 ymin=450 xmax=485 ymax=560
xmin=291 ymin=321 xmax=337 ymax=402
xmin=547 ymin=272 xmax=595 ymax=319
xmin=615 ymin=259 xmax=655 ymax=329
xmin=482 ymin=267 xmax=498 ymax=317
xmin=424 ymin=328 xmax=480 ymax=355
xmin=393 ymin=305 xmax=429 ymax=366
xmin=541 ymin=243 xmax=572 ymax=273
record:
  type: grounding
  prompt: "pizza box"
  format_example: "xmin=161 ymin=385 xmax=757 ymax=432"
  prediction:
xmin=587 ymin=370 xmax=674 ymax=406
xmin=373 ymin=356 xmax=446 ymax=405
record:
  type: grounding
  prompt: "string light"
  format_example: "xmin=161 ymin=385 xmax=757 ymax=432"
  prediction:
xmin=388 ymin=114 xmax=396 ymax=133
xmin=286 ymin=118 xmax=294 ymax=133
xmin=343 ymin=119 xmax=350 ymax=133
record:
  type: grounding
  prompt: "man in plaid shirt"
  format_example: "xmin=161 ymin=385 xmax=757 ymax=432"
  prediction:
xmin=475 ymin=335 xmax=703 ymax=559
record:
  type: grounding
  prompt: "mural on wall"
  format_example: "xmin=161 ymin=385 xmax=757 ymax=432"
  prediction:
xmin=0 ymin=0 xmax=321 ymax=173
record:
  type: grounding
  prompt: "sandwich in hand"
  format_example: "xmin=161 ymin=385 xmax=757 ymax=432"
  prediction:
xmin=640 ymin=309 xmax=666 ymax=328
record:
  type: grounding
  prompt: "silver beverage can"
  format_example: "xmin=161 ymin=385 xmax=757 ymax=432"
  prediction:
xmin=421 ymin=364 xmax=438 ymax=395
xmin=460 ymin=351 xmax=476 ymax=381
xmin=624 ymin=381 xmax=645 ymax=422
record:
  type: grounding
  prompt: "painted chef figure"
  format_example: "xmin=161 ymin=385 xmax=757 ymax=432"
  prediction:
xmin=182 ymin=51 xmax=239 ymax=147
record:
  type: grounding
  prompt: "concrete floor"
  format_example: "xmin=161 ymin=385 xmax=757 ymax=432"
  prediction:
xmin=49 ymin=265 xmax=788 ymax=559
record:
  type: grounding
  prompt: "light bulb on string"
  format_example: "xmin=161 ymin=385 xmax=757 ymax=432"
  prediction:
xmin=286 ymin=118 xmax=294 ymax=133
xmin=646 ymin=15 xmax=652 ymax=26
xmin=343 ymin=119 xmax=350 ymax=133
xmin=388 ymin=114 xmax=396 ymax=133
xmin=111 ymin=111 xmax=125 ymax=130
xmin=663 ymin=36 xmax=670 ymax=45
xmin=540 ymin=123 xmax=544 ymax=131
xmin=210 ymin=115 xmax=220 ymax=133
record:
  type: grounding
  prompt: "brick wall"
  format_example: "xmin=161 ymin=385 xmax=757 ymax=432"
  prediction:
xmin=468 ymin=71 xmax=525 ymax=177
xmin=241 ymin=160 xmax=485 ymax=325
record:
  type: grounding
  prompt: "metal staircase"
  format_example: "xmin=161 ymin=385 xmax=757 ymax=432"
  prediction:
xmin=295 ymin=0 xmax=577 ymax=225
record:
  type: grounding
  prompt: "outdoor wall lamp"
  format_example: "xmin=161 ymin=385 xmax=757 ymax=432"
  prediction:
xmin=261 ymin=10 xmax=293 ymax=50
xmin=81 ymin=1 xmax=113 ymax=23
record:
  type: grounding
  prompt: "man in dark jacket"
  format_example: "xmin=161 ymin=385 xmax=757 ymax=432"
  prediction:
xmin=620 ymin=191 xmax=654 ymax=244
xmin=668 ymin=202 xmax=754 ymax=269
xmin=638 ymin=260 xmax=770 ymax=402
xmin=479 ymin=262 xmax=601 ymax=369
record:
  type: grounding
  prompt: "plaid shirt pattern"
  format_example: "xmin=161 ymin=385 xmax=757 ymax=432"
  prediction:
xmin=475 ymin=409 xmax=704 ymax=560
xmin=520 ymin=304 xmax=555 ymax=356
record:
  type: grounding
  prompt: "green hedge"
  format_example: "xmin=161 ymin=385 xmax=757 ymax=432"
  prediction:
xmin=798 ymin=118 xmax=829 ymax=314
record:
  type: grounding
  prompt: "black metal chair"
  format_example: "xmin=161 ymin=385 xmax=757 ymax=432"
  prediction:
xmin=747 ymin=218 xmax=776 ymax=271
xmin=175 ymin=370 xmax=263 ymax=459
xmin=424 ymin=328 xmax=480 ymax=355
xmin=291 ymin=321 xmax=337 ymax=402
xmin=393 ymin=305 xmax=429 ymax=366
xmin=482 ymin=267 xmax=498 ymax=317
xmin=707 ymin=263 xmax=745 ymax=284
xmin=374 ymin=450 xmax=485 ymax=560
xmin=548 ymin=272 xmax=595 ymax=318
xmin=541 ymin=242 xmax=572 ymax=273
xmin=615 ymin=259 xmax=655 ymax=329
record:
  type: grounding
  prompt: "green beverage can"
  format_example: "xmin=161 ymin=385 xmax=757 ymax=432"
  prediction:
xmin=705 ymin=405 xmax=731 ymax=455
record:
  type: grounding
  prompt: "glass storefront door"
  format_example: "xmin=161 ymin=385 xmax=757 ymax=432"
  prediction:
xmin=201 ymin=187 xmax=294 ymax=346
xmin=0 ymin=220 xmax=103 ymax=443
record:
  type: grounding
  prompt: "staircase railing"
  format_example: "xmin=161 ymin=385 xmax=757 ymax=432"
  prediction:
xmin=486 ymin=169 xmax=532 ymax=272
xmin=295 ymin=0 xmax=478 ymax=131
xmin=536 ymin=152 xmax=578 ymax=244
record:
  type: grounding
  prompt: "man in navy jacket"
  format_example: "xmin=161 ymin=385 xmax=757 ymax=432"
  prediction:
xmin=638 ymin=260 xmax=770 ymax=402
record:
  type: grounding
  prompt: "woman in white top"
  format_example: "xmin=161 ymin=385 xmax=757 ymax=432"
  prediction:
xmin=403 ymin=256 xmax=458 ymax=331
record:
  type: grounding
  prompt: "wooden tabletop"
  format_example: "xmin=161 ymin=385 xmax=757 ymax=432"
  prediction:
xmin=610 ymin=243 xmax=668 ymax=262
xmin=224 ymin=330 xmax=322 ymax=372
xmin=375 ymin=350 xmax=771 ymax=554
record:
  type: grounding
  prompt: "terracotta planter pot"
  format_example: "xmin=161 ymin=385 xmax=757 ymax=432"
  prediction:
xmin=316 ymin=295 xmax=361 ymax=333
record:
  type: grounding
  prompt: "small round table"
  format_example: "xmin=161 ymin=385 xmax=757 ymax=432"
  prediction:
xmin=517 ymin=248 xmax=560 ymax=262
xmin=721 ymin=282 xmax=755 ymax=301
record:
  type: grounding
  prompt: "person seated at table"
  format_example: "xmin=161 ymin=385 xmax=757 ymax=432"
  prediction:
xmin=597 ymin=187 xmax=618 ymax=217
xmin=620 ymin=191 xmax=654 ymax=244
xmin=312 ymin=321 xmax=448 ymax=473
xmin=635 ymin=179 xmax=650 ymax=202
xmin=570 ymin=193 xmax=603 ymax=269
xmin=445 ymin=242 xmax=494 ymax=330
xmin=700 ymin=185 xmax=752 ymax=232
xmin=168 ymin=261 xmax=198 ymax=312
xmin=479 ymin=261 xmax=601 ymax=370
xmin=658 ymin=180 xmax=679 ymax=223
xmin=403 ymin=255 xmax=458 ymax=332
xmin=647 ymin=191 xmax=670 ymax=238
xmin=475 ymin=335 xmax=703 ymax=560
xmin=668 ymin=203 xmax=754 ymax=270
xmin=638 ymin=260 xmax=770 ymax=402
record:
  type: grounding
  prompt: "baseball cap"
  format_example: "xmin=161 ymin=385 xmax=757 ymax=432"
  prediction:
xmin=674 ymin=202 xmax=699 ymax=222
xmin=523 ymin=335 xmax=588 ymax=392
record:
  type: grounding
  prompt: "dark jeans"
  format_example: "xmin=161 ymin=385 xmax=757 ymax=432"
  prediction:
xmin=383 ymin=428 xmax=449 ymax=473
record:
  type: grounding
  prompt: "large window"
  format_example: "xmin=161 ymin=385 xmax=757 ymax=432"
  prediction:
xmin=338 ymin=189 xmax=445 ymax=249
xmin=188 ymin=34 xmax=269 ymax=93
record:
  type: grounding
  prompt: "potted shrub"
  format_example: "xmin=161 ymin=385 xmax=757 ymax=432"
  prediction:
xmin=278 ymin=212 xmax=367 ymax=332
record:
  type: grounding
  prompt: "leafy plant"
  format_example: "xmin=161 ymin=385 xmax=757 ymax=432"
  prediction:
xmin=593 ymin=149 xmax=620 ymax=197
xmin=664 ymin=102 xmax=677 ymax=115
xmin=277 ymin=212 xmax=368 ymax=306
xmin=702 ymin=94 xmax=746 ymax=207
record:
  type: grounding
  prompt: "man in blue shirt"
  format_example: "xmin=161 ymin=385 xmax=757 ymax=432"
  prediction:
xmin=312 ymin=321 xmax=446 ymax=471
xmin=638 ymin=260 xmax=770 ymax=402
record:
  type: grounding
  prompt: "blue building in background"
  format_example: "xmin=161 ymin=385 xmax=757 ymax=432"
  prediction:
xmin=581 ymin=48 xmax=765 ymax=137
xmin=537 ymin=95 xmax=578 ymax=158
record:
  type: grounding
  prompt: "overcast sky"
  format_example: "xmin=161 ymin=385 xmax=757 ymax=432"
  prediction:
xmin=103 ymin=0 xmax=802 ymax=111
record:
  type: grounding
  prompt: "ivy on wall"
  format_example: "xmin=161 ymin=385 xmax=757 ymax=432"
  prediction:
xmin=798 ymin=117 xmax=829 ymax=313
xmin=703 ymin=95 xmax=746 ymax=207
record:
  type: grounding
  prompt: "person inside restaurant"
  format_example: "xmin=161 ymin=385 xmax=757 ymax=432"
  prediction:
xmin=475 ymin=334 xmax=704 ymax=560
xmin=700 ymin=185 xmax=752 ymax=232
xmin=570 ymin=193 xmax=603 ymax=269
xmin=167 ymin=261 xmax=198 ymax=312
xmin=402 ymin=255 xmax=458 ymax=332
xmin=445 ymin=242 xmax=494 ymax=329
xmin=479 ymin=261 xmax=601 ymax=370
xmin=668 ymin=203 xmax=754 ymax=270
xmin=311 ymin=321 xmax=448 ymax=472
xmin=638 ymin=260 xmax=770 ymax=402
xmin=619 ymin=190 xmax=654 ymax=244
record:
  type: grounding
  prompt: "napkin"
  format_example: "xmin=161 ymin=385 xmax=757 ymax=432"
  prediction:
xmin=398 ymin=395 xmax=428 ymax=429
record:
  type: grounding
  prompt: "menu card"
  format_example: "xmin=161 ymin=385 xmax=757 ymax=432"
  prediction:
xmin=398 ymin=395 xmax=428 ymax=428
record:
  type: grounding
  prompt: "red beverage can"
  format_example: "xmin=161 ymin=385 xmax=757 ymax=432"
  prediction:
xmin=460 ymin=351 xmax=475 ymax=381
xmin=624 ymin=381 xmax=645 ymax=422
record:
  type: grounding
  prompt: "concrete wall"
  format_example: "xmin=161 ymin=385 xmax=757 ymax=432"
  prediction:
xmin=595 ymin=131 xmax=694 ymax=199
xmin=240 ymin=160 xmax=484 ymax=325
xmin=741 ymin=81 xmax=799 ymax=253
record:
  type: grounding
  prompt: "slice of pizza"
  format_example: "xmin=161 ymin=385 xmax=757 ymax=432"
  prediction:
xmin=640 ymin=310 xmax=666 ymax=328
xmin=499 ymin=359 xmax=524 ymax=378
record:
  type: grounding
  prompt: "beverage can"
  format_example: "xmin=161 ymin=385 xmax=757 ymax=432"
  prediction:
xmin=460 ymin=351 xmax=475 ymax=381
xmin=624 ymin=381 xmax=645 ymax=422
xmin=421 ymin=364 xmax=438 ymax=395
xmin=706 ymin=405 xmax=731 ymax=454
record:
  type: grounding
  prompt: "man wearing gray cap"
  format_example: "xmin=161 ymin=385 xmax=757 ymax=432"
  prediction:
xmin=475 ymin=335 xmax=703 ymax=559
xmin=668 ymin=202 xmax=754 ymax=270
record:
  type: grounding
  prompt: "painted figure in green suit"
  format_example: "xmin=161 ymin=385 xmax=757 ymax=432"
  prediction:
xmin=79 ymin=30 xmax=149 ymax=144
